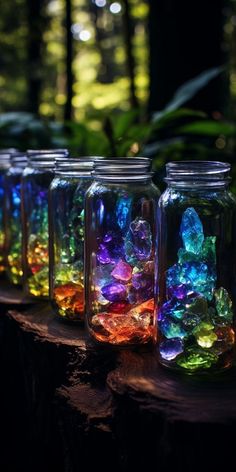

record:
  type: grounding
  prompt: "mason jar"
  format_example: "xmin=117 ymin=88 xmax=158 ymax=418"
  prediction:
xmin=0 ymin=150 xmax=12 ymax=273
xmin=157 ymin=161 xmax=236 ymax=373
xmin=22 ymin=150 xmax=69 ymax=298
xmin=49 ymin=157 xmax=102 ymax=321
xmin=85 ymin=158 xmax=160 ymax=346
xmin=4 ymin=152 xmax=28 ymax=284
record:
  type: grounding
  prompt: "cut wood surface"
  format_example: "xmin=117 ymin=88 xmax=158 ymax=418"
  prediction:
xmin=1 ymin=303 xmax=236 ymax=472
xmin=0 ymin=277 xmax=33 ymax=304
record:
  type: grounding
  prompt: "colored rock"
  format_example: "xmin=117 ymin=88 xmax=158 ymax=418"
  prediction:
xmin=186 ymin=296 xmax=208 ymax=316
xmin=201 ymin=236 xmax=216 ymax=264
xmin=128 ymin=272 xmax=153 ymax=304
xmin=213 ymin=327 xmax=235 ymax=354
xmin=193 ymin=321 xmax=217 ymax=348
xmin=54 ymin=282 xmax=84 ymax=319
xmin=176 ymin=347 xmax=218 ymax=371
xmin=159 ymin=317 xmax=187 ymax=339
xmin=214 ymin=287 xmax=233 ymax=323
xmin=167 ymin=284 xmax=189 ymax=301
xmin=180 ymin=207 xmax=204 ymax=254
xmin=167 ymin=261 xmax=215 ymax=300
xmin=116 ymin=196 xmax=132 ymax=230
xmin=97 ymin=244 xmax=113 ymax=264
xmin=108 ymin=301 xmax=132 ymax=313
xmin=125 ymin=217 xmax=152 ymax=264
xmin=97 ymin=231 xmax=124 ymax=264
xmin=111 ymin=260 xmax=132 ymax=282
xmin=160 ymin=338 xmax=184 ymax=361
xmin=91 ymin=310 xmax=153 ymax=345
xmin=181 ymin=313 xmax=201 ymax=331
xmin=101 ymin=282 xmax=127 ymax=302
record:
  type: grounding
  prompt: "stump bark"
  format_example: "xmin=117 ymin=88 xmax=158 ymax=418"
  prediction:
xmin=1 ymin=301 xmax=236 ymax=472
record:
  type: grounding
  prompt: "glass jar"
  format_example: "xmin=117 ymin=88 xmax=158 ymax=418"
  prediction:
xmin=157 ymin=161 xmax=236 ymax=373
xmin=85 ymin=158 xmax=160 ymax=346
xmin=4 ymin=152 xmax=28 ymax=284
xmin=22 ymin=150 xmax=69 ymax=298
xmin=49 ymin=157 xmax=102 ymax=322
xmin=0 ymin=150 xmax=12 ymax=273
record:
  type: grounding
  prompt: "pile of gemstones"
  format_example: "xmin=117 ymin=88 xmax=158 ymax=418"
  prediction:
xmin=27 ymin=199 xmax=49 ymax=297
xmin=7 ymin=183 xmax=23 ymax=284
xmin=158 ymin=207 xmax=235 ymax=371
xmin=90 ymin=198 xmax=155 ymax=345
xmin=52 ymin=185 xmax=86 ymax=320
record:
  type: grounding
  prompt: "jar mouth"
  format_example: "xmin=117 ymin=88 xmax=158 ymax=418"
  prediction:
xmin=10 ymin=152 xmax=28 ymax=168
xmin=27 ymin=149 xmax=69 ymax=157
xmin=165 ymin=161 xmax=231 ymax=187
xmin=55 ymin=156 xmax=104 ymax=172
xmin=93 ymin=157 xmax=152 ymax=179
xmin=0 ymin=150 xmax=12 ymax=168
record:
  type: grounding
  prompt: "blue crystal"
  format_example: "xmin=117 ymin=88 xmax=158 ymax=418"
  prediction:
xmin=160 ymin=338 xmax=184 ymax=360
xmin=167 ymin=261 xmax=215 ymax=300
xmin=116 ymin=196 xmax=132 ymax=230
xmin=180 ymin=207 xmax=204 ymax=254
xmin=159 ymin=317 xmax=187 ymax=339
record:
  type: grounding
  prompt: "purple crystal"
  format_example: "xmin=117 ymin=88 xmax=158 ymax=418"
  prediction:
xmin=167 ymin=284 xmax=188 ymax=300
xmin=97 ymin=244 xmax=113 ymax=264
xmin=111 ymin=260 xmax=132 ymax=282
xmin=132 ymin=272 xmax=153 ymax=290
xmin=128 ymin=272 xmax=154 ymax=303
xmin=103 ymin=233 xmax=112 ymax=243
xmin=124 ymin=217 xmax=152 ymax=263
xmin=160 ymin=338 xmax=184 ymax=360
xmin=101 ymin=282 xmax=127 ymax=302
xmin=97 ymin=231 xmax=124 ymax=264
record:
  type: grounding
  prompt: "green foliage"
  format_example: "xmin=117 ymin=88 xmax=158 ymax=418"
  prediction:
xmin=0 ymin=67 xmax=235 ymax=191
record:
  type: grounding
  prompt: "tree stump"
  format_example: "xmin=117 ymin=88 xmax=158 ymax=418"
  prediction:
xmin=1 ymin=302 xmax=236 ymax=472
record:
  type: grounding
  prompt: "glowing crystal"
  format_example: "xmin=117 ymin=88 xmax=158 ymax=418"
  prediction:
xmin=116 ymin=195 xmax=132 ymax=230
xmin=180 ymin=207 xmax=204 ymax=254
xmin=101 ymin=282 xmax=127 ymax=302
xmin=111 ymin=260 xmax=132 ymax=282
xmin=124 ymin=217 xmax=152 ymax=264
xmin=160 ymin=338 xmax=184 ymax=361
xmin=97 ymin=231 xmax=124 ymax=264
xmin=176 ymin=347 xmax=218 ymax=371
xmin=54 ymin=282 xmax=84 ymax=319
xmin=193 ymin=321 xmax=217 ymax=348
xmin=213 ymin=326 xmax=235 ymax=354
xmin=214 ymin=287 xmax=233 ymax=323
xmin=159 ymin=317 xmax=187 ymax=339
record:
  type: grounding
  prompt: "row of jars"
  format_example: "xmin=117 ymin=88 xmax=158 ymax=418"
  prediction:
xmin=1 ymin=149 xmax=236 ymax=374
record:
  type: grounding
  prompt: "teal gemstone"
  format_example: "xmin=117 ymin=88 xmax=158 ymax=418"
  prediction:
xmin=180 ymin=207 xmax=204 ymax=254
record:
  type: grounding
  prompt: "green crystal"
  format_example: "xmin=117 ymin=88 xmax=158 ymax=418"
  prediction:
xmin=214 ymin=287 xmax=233 ymax=323
xmin=201 ymin=236 xmax=216 ymax=264
xmin=176 ymin=347 xmax=218 ymax=371
xmin=186 ymin=296 xmax=208 ymax=316
xmin=193 ymin=321 xmax=217 ymax=348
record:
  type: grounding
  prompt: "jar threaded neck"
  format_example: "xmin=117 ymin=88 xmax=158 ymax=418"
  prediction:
xmin=165 ymin=161 xmax=231 ymax=188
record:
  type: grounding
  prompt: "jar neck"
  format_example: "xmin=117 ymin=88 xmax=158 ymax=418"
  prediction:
xmin=93 ymin=157 xmax=152 ymax=181
xmin=165 ymin=160 xmax=231 ymax=190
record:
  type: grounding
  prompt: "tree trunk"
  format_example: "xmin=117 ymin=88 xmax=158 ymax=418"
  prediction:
xmin=123 ymin=0 xmax=139 ymax=109
xmin=64 ymin=0 xmax=74 ymax=121
xmin=25 ymin=0 xmax=47 ymax=114
xmin=148 ymin=0 xmax=227 ymax=115
xmin=1 ymin=301 xmax=236 ymax=472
